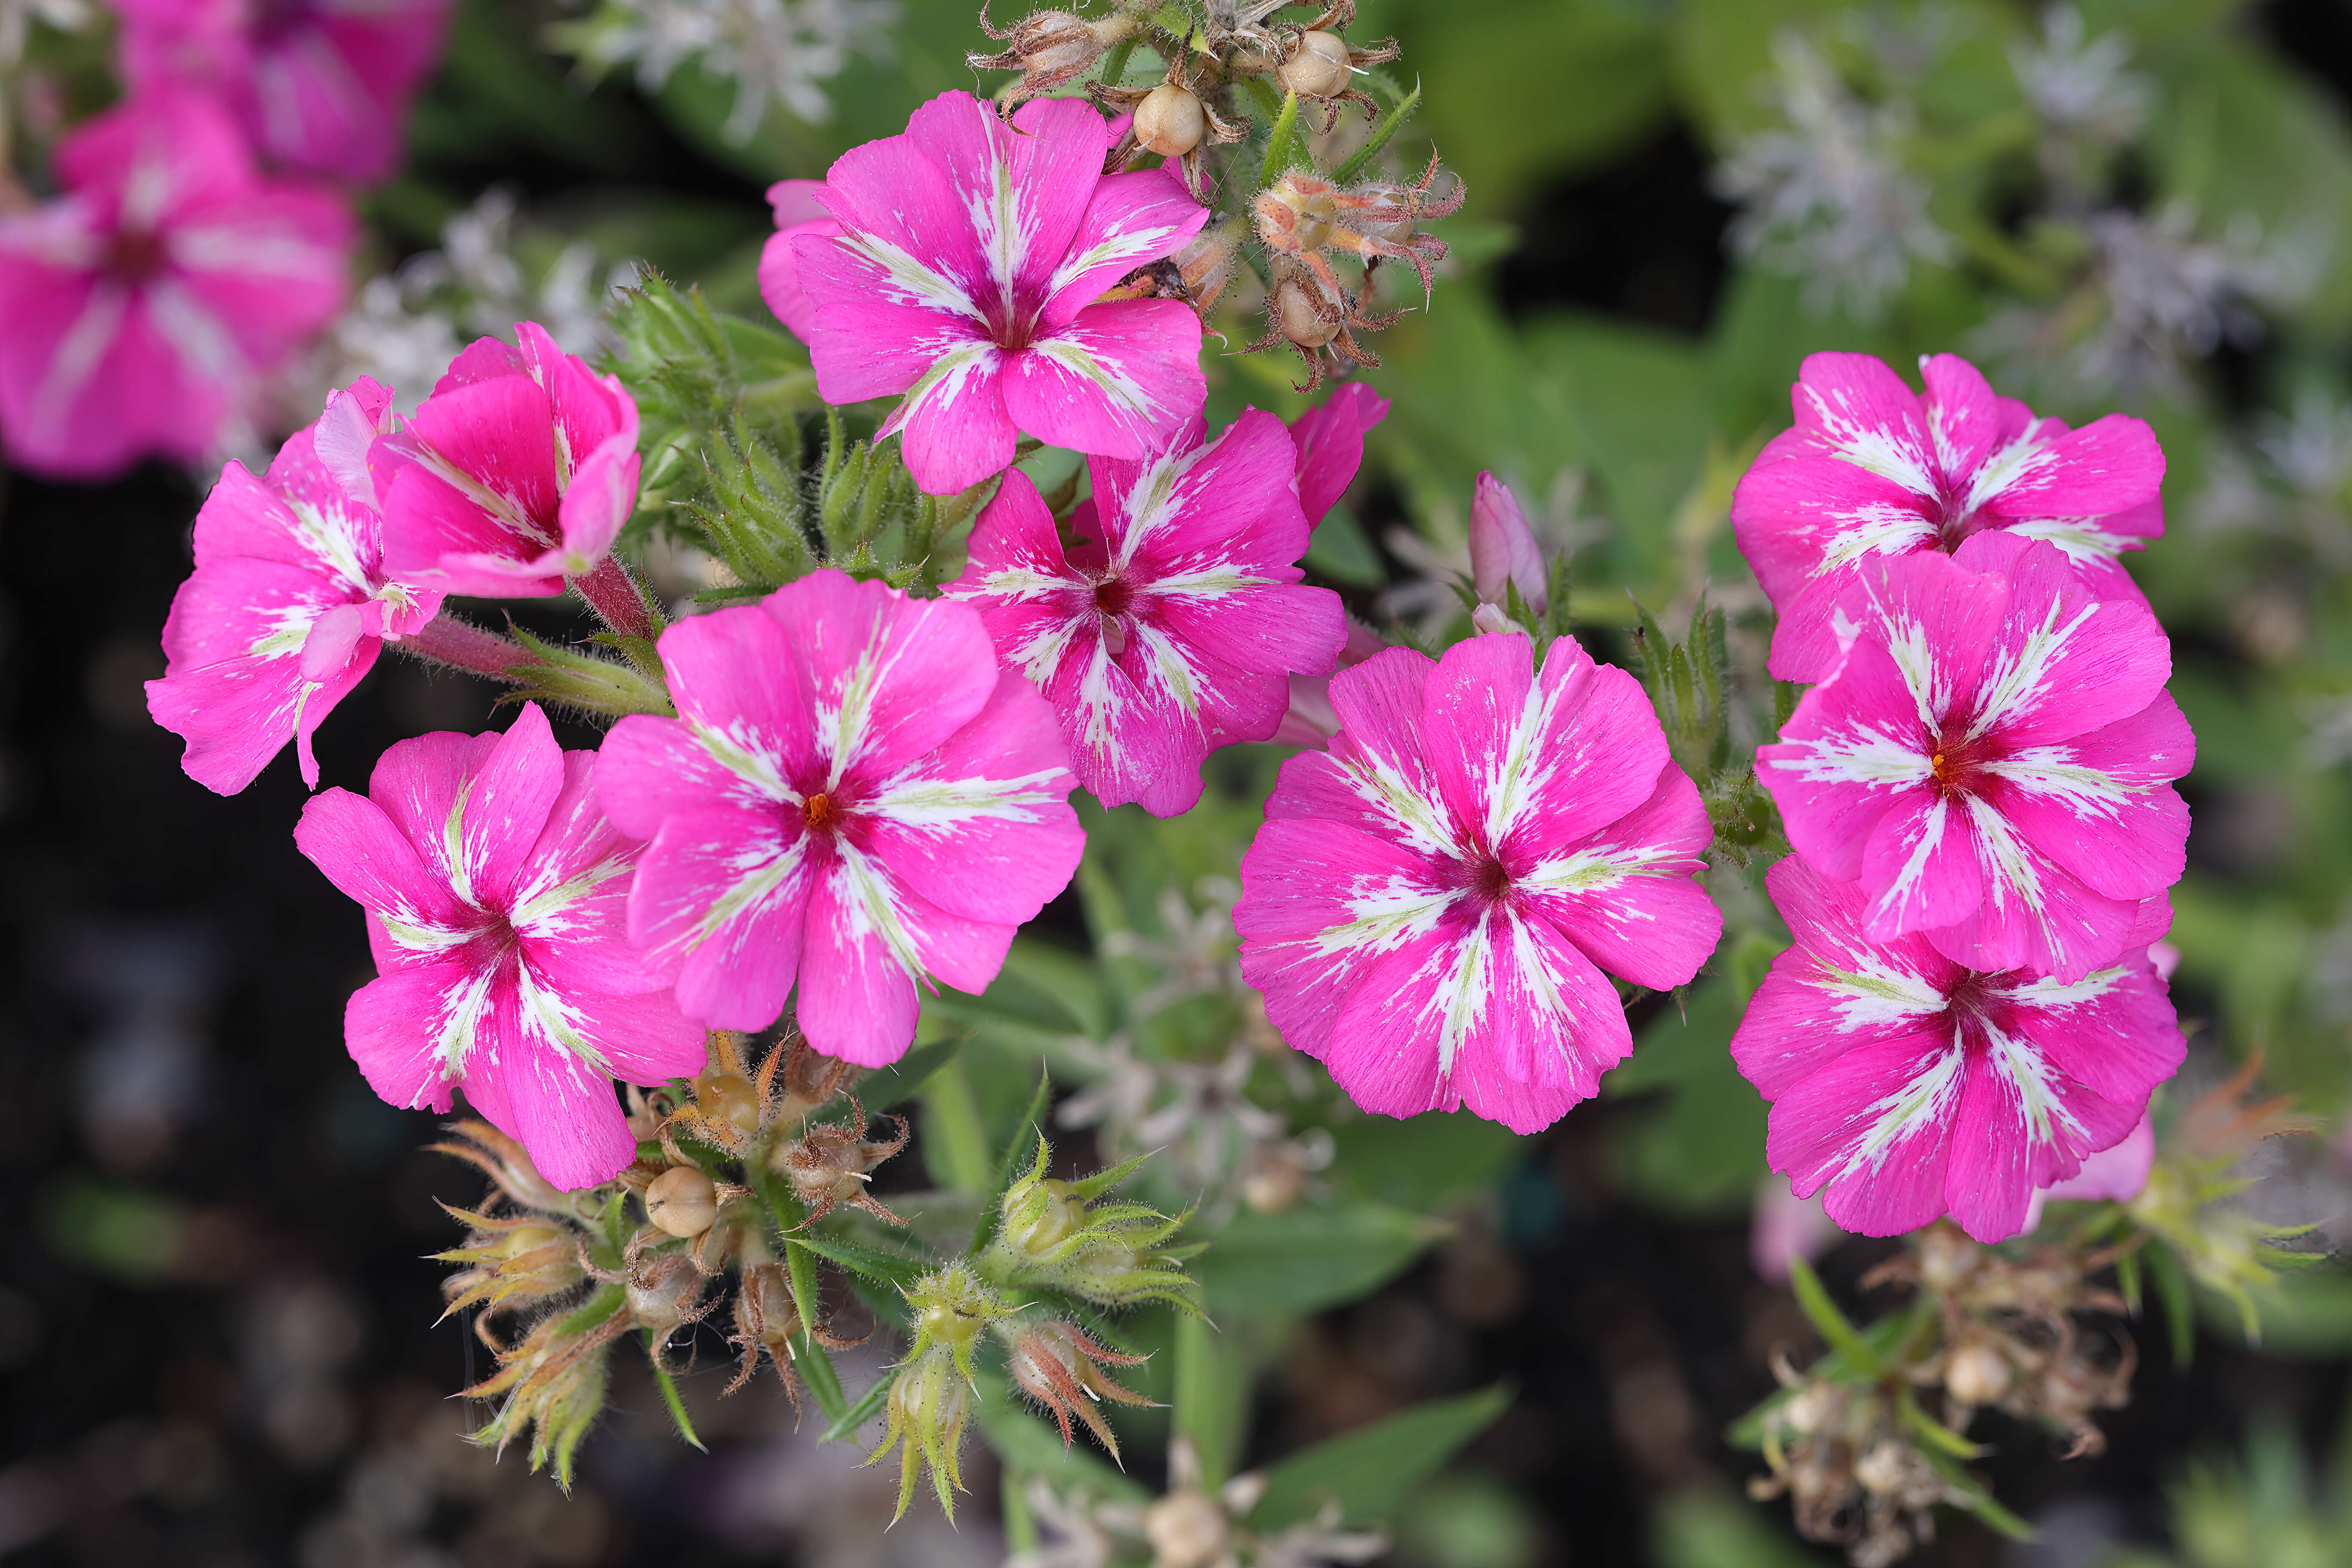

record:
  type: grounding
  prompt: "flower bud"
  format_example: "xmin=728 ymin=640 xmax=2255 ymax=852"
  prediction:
xmin=462 ymin=1295 xmax=627 ymax=1488
xmin=1002 ymin=1318 xmax=1152 ymax=1456
xmin=693 ymin=1068 xmax=763 ymax=1137
xmin=1173 ymin=230 xmax=1237 ymax=314
xmin=1001 ymin=1178 xmax=1090 ymax=1255
xmin=867 ymin=1349 xmax=972 ymax=1520
xmin=645 ymin=1165 xmax=718 ymax=1237
xmin=430 ymin=1119 xmax=574 ymax=1214
xmin=1277 ymin=31 xmax=1352 ymax=99
xmin=1469 ymin=472 xmax=1547 ymax=615
xmin=1469 ymin=603 xmax=1526 ymax=638
xmin=986 ymin=1138 xmax=1201 ymax=1313
xmin=1135 ymin=84 xmax=1206 ymax=157
xmin=437 ymin=1210 xmax=587 ymax=1321
xmin=903 ymin=1262 xmax=1015 ymax=1378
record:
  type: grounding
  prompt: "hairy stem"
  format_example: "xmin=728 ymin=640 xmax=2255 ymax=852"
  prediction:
xmin=398 ymin=612 xmax=530 ymax=680
xmin=573 ymin=557 xmax=658 ymax=641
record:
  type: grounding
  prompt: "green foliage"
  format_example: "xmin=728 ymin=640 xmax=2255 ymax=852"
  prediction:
xmin=1248 ymin=1384 xmax=1514 ymax=1531
xmin=1192 ymin=1200 xmax=1450 ymax=1318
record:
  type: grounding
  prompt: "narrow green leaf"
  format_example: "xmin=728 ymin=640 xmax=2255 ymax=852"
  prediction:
xmin=1174 ymin=1310 xmax=1249 ymax=1490
xmin=1261 ymin=89 xmax=1310 ymax=182
xmin=823 ymin=1365 xmax=898 ymax=1444
xmin=1896 ymin=1389 xmax=1983 ymax=1459
xmin=969 ymin=1069 xmax=1054 ymax=1256
xmin=784 ymin=1237 xmax=850 ymax=1425
xmin=791 ymin=1233 xmax=931 ymax=1289
xmin=1250 ymin=1385 xmax=1513 ymax=1530
xmin=1920 ymin=1446 xmax=2036 ymax=1542
xmin=649 ymin=1344 xmax=709 ymax=1452
xmin=1333 ymin=80 xmax=1422 ymax=185
xmin=861 ymin=1034 xmax=961 ymax=1111
xmin=1785 ymin=1255 xmax=1883 ymax=1378
xmin=2150 ymin=1241 xmax=2197 ymax=1368
xmin=922 ymin=1056 xmax=995 ymax=1196
xmin=2116 ymin=1246 xmax=2143 ymax=1315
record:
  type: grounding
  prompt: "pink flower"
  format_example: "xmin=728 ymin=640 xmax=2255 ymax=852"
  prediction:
xmin=1730 ymin=856 xmax=2183 ymax=1244
xmin=294 ymin=703 xmax=703 ymax=1191
xmin=147 ymin=379 xmax=442 ymax=793
xmin=116 ymin=0 xmax=453 ymax=184
xmin=2023 ymin=1111 xmax=2156 ymax=1233
xmin=1289 ymin=382 xmax=1390 ymax=527
xmin=1273 ymin=619 xmax=1386 ymax=748
xmin=1751 ymin=1177 xmax=1842 ymax=1284
xmin=373 ymin=324 xmax=641 ymax=598
xmin=946 ymin=410 xmax=1348 ymax=815
xmin=1235 ymin=634 xmax=1723 ymax=1133
xmin=1758 ymin=532 xmax=2192 ymax=982
xmin=1470 ymin=472 xmax=1546 ymax=614
xmin=0 ymin=91 xmax=353 ymax=479
xmin=792 ymin=91 xmax=1209 ymax=495
xmin=757 ymin=178 xmax=838 ymax=341
xmin=1734 ymin=352 xmax=2165 ymax=682
xmin=594 ymin=571 xmax=1084 ymax=1066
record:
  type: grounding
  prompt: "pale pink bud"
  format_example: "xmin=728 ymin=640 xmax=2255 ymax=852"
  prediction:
xmin=1272 ymin=621 xmax=1385 ymax=748
xmin=2022 ymin=1111 xmax=2156 ymax=1233
xmin=1469 ymin=602 xmax=1525 ymax=637
xmin=1750 ymin=1176 xmax=1841 ymax=1283
xmin=1468 ymin=472 xmax=1546 ymax=614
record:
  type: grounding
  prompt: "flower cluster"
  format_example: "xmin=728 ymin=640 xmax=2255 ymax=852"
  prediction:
xmin=1730 ymin=351 xmax=2193 ymax=1243
xmin=0 ymin=0 xmax=452 ymax=475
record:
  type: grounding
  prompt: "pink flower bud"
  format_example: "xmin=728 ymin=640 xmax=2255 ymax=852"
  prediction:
xmin=1469 ymin=602 xmax=1525 ymax=637
xmin=1750 ymin=1176 xmax=1841 ymax=1283
xmin=1469 ymin=472 xmax=1546 ymax=614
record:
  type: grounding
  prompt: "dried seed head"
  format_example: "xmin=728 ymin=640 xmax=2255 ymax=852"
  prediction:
xmin=1944 ymin=1334 xmax=2012 ymax=1406
xmin=1277 ymin=31 xmax=1352 ymax=98
xmin=1143 ymin=1489 xmax=1231 ymax=1568
xmin=693 ymin=1069 xmax=763 ymax=1137
xmin=1136 ymin=84 xmax=1207 ymax=157
xmin=645 ymin=1165 xmax=719 ymax=1238
xmin=1274 ymin=278 xmax=1339 ymax=347
xmin=1002 ymin=1318 xmax=1152 ymax=1456
xmin=971 ymin=8 xmax=1138 ymax=105
xmin=625 ymin=1256 xmax=710 ymax=1338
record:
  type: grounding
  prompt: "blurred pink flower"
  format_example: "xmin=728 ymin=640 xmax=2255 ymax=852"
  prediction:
xmin=2023 ymin=1111 xmax=2157 ymax=1233
xmin=1734 ymin=351 xmax=2164 ymax=682
xmin=595 ymin=571 xmax=1084 ymax=1066
xmin=1237 ymin=633 xmax=1721 ymax=1133
xmin=1751 ymin=1177 xmax=1842 ymax=1283
xmin=947 ymin=409 xmax=1347 ymax=815
xmin=0 ymin=91 xmax=352 ymax=478
xmin=791 ymin=91 xmax=1208 ymax=494
xmin=1288 ymin=381 xmax=1390 ymax=527
xmin=116 ymin=0 xmax=453 ymax=184
xmin=1469 ymin=472 xmax=1545 ymax=614
xmin=295 ymin=703 xmax=703 ymax=1191
xmin=1730 ymin=856 xmax=2183 ymax=1244
xmin=373 ymin=323 xmax=641 ymax=600
xmin=1759 ymin=532 xmax=2192 ymax=983
xmin=147 ymin=378 xmax=442 ymax=793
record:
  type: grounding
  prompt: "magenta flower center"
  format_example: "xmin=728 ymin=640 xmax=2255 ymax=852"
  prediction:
xmin=105 ymin=228 xmax=170 ymax=284
xmin=1093 ymin=577 xmax=1135 ymax=618
xmin=1924 ymin=720 xmax=2004 ymax=797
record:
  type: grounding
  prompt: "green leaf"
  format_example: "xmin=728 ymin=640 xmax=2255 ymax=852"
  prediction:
xmin=1332 ymin=78 xmax=1423 ymax=186
xmin=1193 ymin=1201 xmax=1449 ymax=1317
xmin=649 ymin=1344 xmax=709 ymax=1452
xmin=1261 ymin=88 xmax=1311 ymax=182
xmin=1249 ymin=1385 xmax=1514 ymax=1531
xmin=823 ymin=1365 xmax=898 ymax=1444
xmin=1784 ymin=1255 xmax=1883 ymax=1379
xmin=783 ymin=1236 xmax=851 ymax=1425
xmin=1896 ymin=1389 xmax=1984 ymax=1459
xmin=1323 ymin=1111 xmax=1527 ymax=1212
xmin=1304 ymin=504 xmax=1386 ymax=587
xmin=969 ymin=1070 xmax=1054 ymax=1256
xmin=1918 ymin=1444 xmax=2037 ymax=1543
xmin=791 ymin=1233 xmax=933 ymax=1289
xmin=1173 ymin=1310 xmax=1250 ymax=1491
xmin=921 ymin=1056 xmax=996 ymax=1197
xmin=2150 ymin=1240 xmax=2198 ymax=1369
xmin=861 ymin=1035 xmax=962 ymax=1111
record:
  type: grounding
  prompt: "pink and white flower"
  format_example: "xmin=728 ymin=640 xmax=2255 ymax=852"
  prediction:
xmin=792 ymin=91 xmax=1209 ymax=495
xmin=147 ymin=378 xmax=441 ymax=793
xmin=294 ymin=703 xmax=704 ymax=1191
xmin=0 ymin=91 xmax=353 ymax=479
xmin=1730 ymin=856 xmax=2183 ymax=1244
xmin=1734 ymin=352 xmax=2165 ymax=682
xmin=373 ymin=323 xmax=641 ymax=599
xmin=116 ymin=0 xmax=453 ymax=184
xmin=594 ymin=571 xmax=1084 ymax=1066
xmin=1235 ymin=633 xmax=1723 ymax=1133
xmin=946 ymin=409 xmax=1348 ymax=815
xmin=1758 ymin=531 xmax=2192 ymax=982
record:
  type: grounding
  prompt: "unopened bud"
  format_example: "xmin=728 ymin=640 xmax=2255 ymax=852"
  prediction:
xmin=1136 ymin=84 xmax=1206 ymax=157
xmin=1144 ymin=1490 xmax=1231 ymax=1568
xmin=1003 ymin=1318 xmax=1151 ymax=1456
xmin=1469 ymin=472 xmax=1547 ymax=614
xmin=1002 ymin=1178 xmax=1090 ymax=1256
xmin=694 ymin=1069 xmax=762 ymax=1137
xmin=1277 ymin=31 xmax=1352 ymax=98
xmin=868 ymin=1351 xmax=972 ymax=1520
xmin=645 ymin=1165 xmax=719 ymax=1238
xmin=1274 ymin=279 xmax=1338 ymax=348
xmin=1944 ymin=1336 xmax=2012 ymax=1406
xmin=1173 ymin=231 xmax=1237 ymax=313
xmin=1470 ymin=603 xmax=1526 ymax=637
